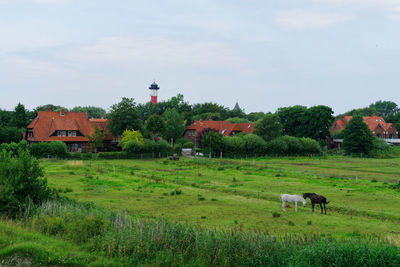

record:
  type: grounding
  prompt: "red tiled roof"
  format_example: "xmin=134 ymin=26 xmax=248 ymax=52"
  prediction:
xmin=331 ymin=115 xmax=395 ymax=133
xmin=89 ymin=118 xmax=112 ymax=140
xmin=185 ymin=120 xmax=254 ymax=136
xmin=26 ymin=111 xmax=113 ymax=142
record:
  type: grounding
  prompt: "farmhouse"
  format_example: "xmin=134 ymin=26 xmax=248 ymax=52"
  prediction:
xmin=184 ymin=120 xmax=254 ymax=146
xmin=25 ymin=108 xmax=115 ymax=152
xmin=330 ymin=115 xmax=399 ymax=147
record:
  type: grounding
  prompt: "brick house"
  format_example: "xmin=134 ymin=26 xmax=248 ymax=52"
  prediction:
xmin=25 ymin=108 xmax=115 ymax=152
xmin=330 ymin=115 xmax=398 ymax=139
xmin=183 ymin=120 xmax=254 ymax=146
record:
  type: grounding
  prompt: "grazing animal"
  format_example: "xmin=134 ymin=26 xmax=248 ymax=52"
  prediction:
xmin=303 ymin=193 xmax=329 ymax=215
xmin=280 ymin=194 xmax=306 ymax=212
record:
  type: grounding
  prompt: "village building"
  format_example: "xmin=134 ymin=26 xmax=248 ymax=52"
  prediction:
xmin=183 ymin=120 xmax=254 ymax=146
xmin=25 ymin=108 xmax=115 ymax=152
xmin=330 ymin=115 xmax=399 ymax=147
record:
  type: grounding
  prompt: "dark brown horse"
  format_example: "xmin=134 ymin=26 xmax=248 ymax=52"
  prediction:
xmin=303 ymin=193 xmax=329 ymax=215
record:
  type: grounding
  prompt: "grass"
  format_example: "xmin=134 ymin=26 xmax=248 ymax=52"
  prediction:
xmin=4 ymin=198 xmax=398 ymax=267
xmin=40 ymin=156 xmax=400 ymax=242
xmin=0 ymin=219 xmax=126 ymax=266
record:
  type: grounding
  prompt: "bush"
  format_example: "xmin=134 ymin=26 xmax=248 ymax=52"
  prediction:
xmin=124 ymin=140 xmax=144 ymax=154
xmin=368 ymin=138 xmax=392 ymax=158
xmin=0 ymin=141 xmax=28 ymax=155
xmin=243 ymin=134 xmax=266 ymax=155
xmin=266 ymin=136 xmax=322 ymax=156
xmin=0 ymin=149 xmax=50 ymax=216
xmin=182 ymin=141 xmax=195 ymax=149
xmin=299 ymin=137 xmax=322 ymax=155
xmin=223 ymin=136 xmax=245 ymax=155
xmin=266 ymin=137 xmax=288 ymax=155
xmin=201 ymin=131 xmax=224 ymax=155
xmin=155 ymin=140 xmax=172 ymax=153
xmin=31 ymin=141 xmax=67 ymax=158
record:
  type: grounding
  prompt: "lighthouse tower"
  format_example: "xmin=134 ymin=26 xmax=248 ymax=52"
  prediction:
xmin=149 ymin=82 xmax=160 ymax=104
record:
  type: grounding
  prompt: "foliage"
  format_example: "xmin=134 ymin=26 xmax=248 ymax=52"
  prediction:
xmin=118 ymin=130 xmax=144 ymax=150
xmin=223 ymin=136 xmax=245 ymax=155
xmin=192 ymin=112 xmax=222 ymax=121
xmin=201 ymin=131 xmax=224 ymax=155
xmin=343 ymin=116 xmax=374 ymax=156
xmin=254 ymin=113 xmax=283 ymax=142
xmin=191 ymin=102 xmax=229 ymax=119
xmin=243 ymin=134 xmax=266 ymax=155
xmin=332 ymin=130 xmax=345 ymax=139
xmin=86 ymin=125 xmax=107 ymax=153
xmin=247 ymin=112 xmax=265 ymax=122
xmin=71 ymin=106 xmax=107 ymax=119
xmin=196 ymin=128 xmax=218 ymax=148
xmin=146 ymin=114 xmax=165 ymax=141
xmin=0 ymin=149 xmax=50 ymax=216
xmin=266 ymin=136 xmax=321 ymax=156
xmin=226 ymin=117 xmax=250 ymax=123
xmin=14 ymin=198 xmax=400 ymax=267
xmin=368 ymin=138 xmax=393 ymax=158
xmin=369 ymin=100 xmax=398 ymax=121
xmin=277 ymin=105 xmax=334 ymax=143
xmin=162 ymin=108 xmax=185 ymax=143
xmin=0 ymin=126 xmax=21 ymax=144
xmin=124 ymin=140 xmax=144 ymax=154
xmin=12 ymin=103 xmax=28 ymax=129
xmin=182 ymin=141 xmax=195 ymax=149
xmin=0 ymin=141 xmax=28 ymax=155
xmin=30 ymin=141 xmax=68 ymax=158
xmin=108 ymin=97 xmax=143 ymax=136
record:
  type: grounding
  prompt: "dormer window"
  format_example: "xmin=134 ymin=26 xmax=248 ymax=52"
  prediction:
xmin=57 ymin=130 xmax=66 ymax=137
xmin=27 ymin=130 xmax=34 ymax=138
xmin=67 ymin=130 xmax=77 ymax=137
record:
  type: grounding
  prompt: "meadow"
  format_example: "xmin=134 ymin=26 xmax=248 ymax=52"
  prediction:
xmin=42 ymin=156 xmax=400 ymax=243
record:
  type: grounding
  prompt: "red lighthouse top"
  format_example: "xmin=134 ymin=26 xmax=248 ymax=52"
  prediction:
xmin=149 ymin=82 xmax=160 ymax=104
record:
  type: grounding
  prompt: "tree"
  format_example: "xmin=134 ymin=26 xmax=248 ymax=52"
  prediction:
xmin=277 ymin=106 xmax=308 ymax=137
xmin=108 ymin=98 xmax=143 ymax=136
xmin=72 ymin=106 xmax=107 ymax=119
xmin=0 ymin=126 xmax=21 ymax=144
xmin=146 ymin=114 xmax=166 ymax=141
xmin=247 ymin=112 xmax=265 ymax=122
xmin=226 ymin=117 xmax=250 ymax=123
xmin=201 ymin=131 xmax=224 ymax=155
xmin=162 ymin=108 xmax=185 ymax=144
xmin=12 ymin=103 xmax=28 ymax=129
xmin=369 ymin=100 xmax=398 ymax=121
xmin=192 ymin=103 xmax=229 ymax=120
xmin=304 ymin=105 xmax=334 ymax=143
xmin=118 ymin=130 xmax=144 ymax=150
xmin=343 ymin=115 xmax=374 ymax=156
xmin=86 ymin=125 xmax=107 ymax=153
xmin=254 ymin=113 xmax=282 ymax=142
xmin=0 ymin=149 xmax=50 ymax=216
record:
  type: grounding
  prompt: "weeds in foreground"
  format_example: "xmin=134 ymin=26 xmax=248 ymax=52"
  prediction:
xmin=22 ymin=198 xmax=400 ymax=267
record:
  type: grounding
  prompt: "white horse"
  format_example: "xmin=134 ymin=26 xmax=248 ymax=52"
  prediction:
xmin=280 ymin=194 xmax=306 ymax=212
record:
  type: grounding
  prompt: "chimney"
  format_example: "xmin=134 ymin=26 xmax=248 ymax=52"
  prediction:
xmin=60 ymin=109 xmax=65 ymax=116
xmin=47 ymin=108 xmax=52 ymax=112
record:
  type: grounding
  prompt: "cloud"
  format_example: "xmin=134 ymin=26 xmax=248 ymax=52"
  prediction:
xmin=275 ymin=9 xmax=352 ymax=29
xmin=313 ymin=0 xmax=400 ymax=10
xmin=59 ymin=36 xmax=247 ymax=70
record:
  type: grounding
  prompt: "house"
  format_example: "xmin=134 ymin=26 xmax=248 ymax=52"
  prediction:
xmin=330 ymin=115 xmax=399 ymax=147
xmin=183 ymin=120 xmax=254 ymax=146
xmin=25 ymin=108 xmax=115 ymax=152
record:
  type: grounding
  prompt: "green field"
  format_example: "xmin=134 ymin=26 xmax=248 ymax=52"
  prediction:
xmin=42 ymin=156 xmax=400 ymax=243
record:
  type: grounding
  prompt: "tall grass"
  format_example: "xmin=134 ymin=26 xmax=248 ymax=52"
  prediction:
xmin=27 ymin=198 xmax=400 ymax=267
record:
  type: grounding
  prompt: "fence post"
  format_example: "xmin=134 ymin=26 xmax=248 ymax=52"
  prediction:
xmin=220 ymin=152 xmax=222 ymax=159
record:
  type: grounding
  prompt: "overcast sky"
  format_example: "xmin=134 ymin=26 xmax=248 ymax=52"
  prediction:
xmin=1 ymin=0 xmax=399 ymax=114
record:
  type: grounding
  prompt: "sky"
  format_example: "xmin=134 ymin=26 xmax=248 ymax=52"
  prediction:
xmin=0 ymin=0 xmax=400 ymax=114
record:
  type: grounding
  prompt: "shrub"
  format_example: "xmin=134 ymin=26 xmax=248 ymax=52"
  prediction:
xmin=118 ymin=130 xmax=144 ymax=150
xmin=223 ymin=136 xmax=245 ymax=155
xmin=124 ymin=140 xmax=144 ymax=154
xmin=243 ymin=134 xmax=266 ymax=155
xmin=299 ymin=137 xmax=322 ymax=155
xmin=201 ymin=131 xmax=224 ymax=155
xmin=31 ymin=141 xmax=67 ymax=158
xmin=182 ymin=141 xmax=195 ymax=149
xmin=368 ymin=138 xmax=392 ymax=158
xmin=266 ymin=137 xmax=288 ymax=155
xmin=0 ymin=149 xmax=50 ymax=216
xmin=155 ymin=140 xmax=172 ymax=153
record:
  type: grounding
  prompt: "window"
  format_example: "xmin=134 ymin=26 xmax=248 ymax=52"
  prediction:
xmin=389 ymin=134 xmax=394 ymax=139
xmin=221 ymin=129 xmax=227 ymax=134
xmin=27 ymin=130 xmax=34 ymax=138
xmin=188 ymin=130 xmax=196 ymax=137
xmin=376 ymin=133 xmax=382 ymax=138
xmin=58 ymin=131 xmax=66 ymax=137
xmin=68 ymin=131 xmax=77 ymax=137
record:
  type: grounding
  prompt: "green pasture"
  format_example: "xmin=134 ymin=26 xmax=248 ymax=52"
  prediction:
xmin=42 ymin=156 xmax=400 ymax=243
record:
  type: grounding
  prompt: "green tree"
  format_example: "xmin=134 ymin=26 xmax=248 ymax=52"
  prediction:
xmin=343 ymin=116 xmax=374 ymax=156
xmin=369 ymin=100 xmax=398 ymax=121
xmin=72 ymin=106 xmax=107 ymax=119
xmin=0 ymin=126 xmax=21 ymax=144
xmin=108 ymin=98 xmax=143 ymax=136
xmin=12 ymin=103 xmax=28 ymax=129
xmin=277 ymin=105 xmax=308 ymax=137
xmin=247 ymin=112 xmax=265 ymax=122
xmin=118 ymin=130 xmax=144 ymax=150
xmin=254 ymin=113 xmax=283 ymax=142
xmin=146 ymin=114 xmax=166 ymax=141
xmin=201 ymin=131 xmax=224 ymax=155
xmin=0 ymin=149 xmax=50 ymax=216
xmin=305 ymin=105 xmax=334 ymax=143
xmin=86 ymin=126 xmax=107 ymax=153
xmin=162 ymin=108 xmax=185 ymax=144
xmin=226 ymin=117 xmax=250 ymax=123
